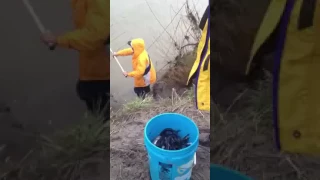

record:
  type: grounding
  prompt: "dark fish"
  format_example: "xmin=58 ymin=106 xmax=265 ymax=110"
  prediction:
xmin=153 ymin=128 xmax=190 ymax=150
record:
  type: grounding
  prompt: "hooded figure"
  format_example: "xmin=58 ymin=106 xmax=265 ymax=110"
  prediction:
xmin=187 ymin=5 xmax=210 ymax=111
xmin=40 ymin=0 xmax=110 ymax=121
xmin=114 ymin=38 xmax=156 ymax=99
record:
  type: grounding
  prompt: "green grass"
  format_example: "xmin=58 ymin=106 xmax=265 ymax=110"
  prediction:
xmin=122 ymin=96 xmax=153 ymax=112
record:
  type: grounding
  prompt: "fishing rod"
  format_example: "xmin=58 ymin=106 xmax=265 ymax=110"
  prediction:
xmin=22 ymin=0 xmax=56 ymax=50
xmin=110 ymin=48 xmax=126 ymax=74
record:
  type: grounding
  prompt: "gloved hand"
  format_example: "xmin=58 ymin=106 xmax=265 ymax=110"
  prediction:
xmin=40 ymin=31 xmax=57 ymax=50
xmin=123 ymin=71 xmax=128 ymax=77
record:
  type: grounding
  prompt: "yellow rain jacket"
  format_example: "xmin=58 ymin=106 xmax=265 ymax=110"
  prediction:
xmin=253 ymin=0 xmax=320 ymax=154
xmin=57 ymin=0 xmax=109 ymax=81
xmin=187 ymin=18 xmax=210 ymax=111
xmin=116 ymin=38 xmax=157 ymax=87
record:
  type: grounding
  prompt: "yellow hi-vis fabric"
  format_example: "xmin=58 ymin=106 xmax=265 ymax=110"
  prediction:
xmin=276 ymin=0 xmax=320 ymax=154
xmin=256 ymin=0 xmax=320 ymax=154
xmin=187 ymin=20 xmax=210 ymax=111
xmin=116 ymin=38 xmax=157 ymax=87
xmin=57 ymin=0 xmax=109 ymax=81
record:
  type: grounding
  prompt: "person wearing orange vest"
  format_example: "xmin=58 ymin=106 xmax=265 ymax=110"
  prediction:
xmin=40 ymin=0 xmax=110 ymax=121
xmin=113 ymin=38 xmax=157 ymax=99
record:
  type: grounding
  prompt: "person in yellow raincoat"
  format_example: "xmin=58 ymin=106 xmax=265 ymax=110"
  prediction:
xmin=250 ymin=0 xmax=320 ymax=154
xmin=40 ymin=0 xmax=110 ymax=121
xmin=113 ymin=38 xmax=156 ymax=99
xmin=187 ymin=5 xmax=210 ymax=111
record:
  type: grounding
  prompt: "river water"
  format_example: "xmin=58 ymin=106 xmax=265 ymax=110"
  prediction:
xmin=110 ymin=0 xmax=207 ymax=108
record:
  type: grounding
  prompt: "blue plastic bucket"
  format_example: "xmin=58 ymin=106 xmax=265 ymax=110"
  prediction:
xmin=144 ymin=113 xmax=199 ymax=180
xmin=210 ymin=164 xmax=252 ymax=180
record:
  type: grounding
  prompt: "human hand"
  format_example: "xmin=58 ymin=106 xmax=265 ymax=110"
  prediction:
xmin=123 ymin=71 xmax=128 ymax=77
xmin=40 ymin=31 xmax=57 ymax=46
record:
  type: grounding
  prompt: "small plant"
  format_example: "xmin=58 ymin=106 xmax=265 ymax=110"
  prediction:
xmin=122 ymin=96 xmax=153 ymax=112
